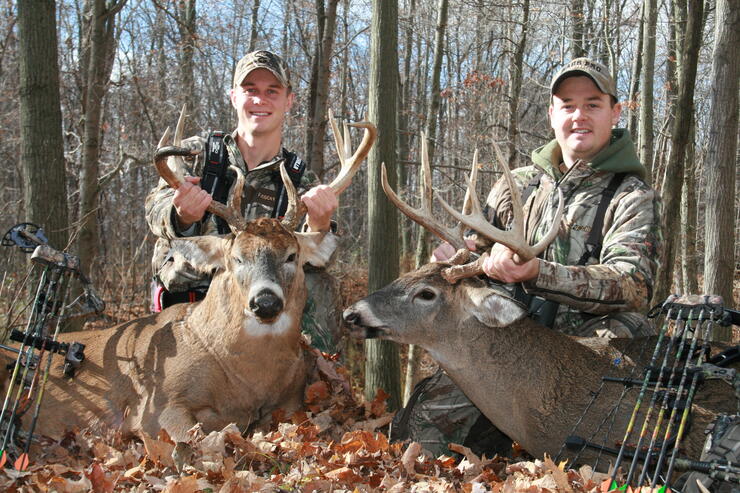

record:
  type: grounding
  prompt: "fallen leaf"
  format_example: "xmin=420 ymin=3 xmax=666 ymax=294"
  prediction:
xmin=402 ymin=442 xmax=422 ymax=476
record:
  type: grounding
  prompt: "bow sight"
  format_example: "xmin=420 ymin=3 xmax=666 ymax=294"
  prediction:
xmin=559 ymin=294 xmax=740 ymax=492
xmin=0 ymin=223 xmax=104 ymax=470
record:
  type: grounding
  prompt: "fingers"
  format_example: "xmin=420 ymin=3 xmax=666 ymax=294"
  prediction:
xmin=173 ymin=179 xmax=212 ymax=227
xmin=482 ymin=245 xmax=539 ymax=283
xmin=431 ymin=242 xmax=457 ymax=262
xmin=302 ymin=185 xmax=338 ymax=232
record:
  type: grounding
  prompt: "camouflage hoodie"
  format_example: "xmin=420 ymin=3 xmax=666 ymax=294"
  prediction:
xmin=483 ymin=129 xmax=662 ymax=335
xmin=145 ymin=132 xmax=330 ymax=292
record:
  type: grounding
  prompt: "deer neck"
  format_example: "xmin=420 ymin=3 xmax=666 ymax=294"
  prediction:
xmin=426 ymin=317 xmax=626 ymax=457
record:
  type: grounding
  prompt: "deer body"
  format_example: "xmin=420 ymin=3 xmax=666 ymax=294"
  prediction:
xmin=344 ymin=263 xmax=733 ymax=461
xmin=30 ymin=218 xmax=335 ymax=441
xmin=8 ymin=111 xmax=376 ymax=442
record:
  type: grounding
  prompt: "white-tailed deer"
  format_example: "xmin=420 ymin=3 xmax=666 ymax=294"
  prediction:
xmin=343 ymin=143 xmax=734 ymax=466
xmin=23 ymin=110 xmax=376 ymax=442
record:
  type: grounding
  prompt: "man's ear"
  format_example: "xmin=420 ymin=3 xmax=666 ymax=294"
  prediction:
xmin=611 ymin=101 xmax=622 ymax=126
xmin=294 ymin=231 xmax=338 ymax=268
xmin=463 ymin=284 xmax=527 ymax=328
xmin=286 ymin=91 xmax=295 ymax=112
xmin=169 ymin=235 xmax=231 ymax=275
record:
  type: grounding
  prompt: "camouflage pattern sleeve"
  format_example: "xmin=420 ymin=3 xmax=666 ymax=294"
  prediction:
xmin=526 ymin=183 xmax=662 ymax=314
xmin=145 ymin=135 xmax=206 ymax=240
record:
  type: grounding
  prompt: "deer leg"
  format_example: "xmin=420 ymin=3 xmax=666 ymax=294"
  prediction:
xmin=154 ymin=406 xmax=198 ymax=442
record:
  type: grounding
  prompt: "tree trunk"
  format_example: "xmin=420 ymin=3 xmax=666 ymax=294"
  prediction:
xmin=398 ymin=0 xmax=415 ymax=267
xmin=654 ymin=0 xmax=703 ymax=304
xmin=77 ymin=0 xmax=126 ymax=273
xmin=704 ymin=0 xmax=738 ymax=340
xmin=627 ymin=2 xmax=643 ymax=139
xmin=365 ymin=0 xmax=401 ymax=412
xmin=177 ymin=0 xmax=197 ymax=134
xmin=248 ymin=0 xmax=261 ymax=51
xmin=680 ymin=120 xmax=698 ymax=295
xmin=18 ymin=0 xmax=68 ymax=250
xmin=506 ymin=0 xmax=530 ymax=169
xmin=570 ymin=0 xmax=586 ymax=57
xmin=414 ymin=0 xmax=448 ymax=268
xmin=637 ymin=0 xmax=657 ymax=182
xmin=308 ymin=0 xmax=339 ymax=179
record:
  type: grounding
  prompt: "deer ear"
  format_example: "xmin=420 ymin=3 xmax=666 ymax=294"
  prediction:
xmin=464 ymin=284 xmax=527 ymax=328
xmin=294 ymin=232 xmax=338 ymax=267
xmin=169 ymin=235 xmax=230 ymax=275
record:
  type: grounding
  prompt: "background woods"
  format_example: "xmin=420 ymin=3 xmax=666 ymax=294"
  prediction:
xmin=1 ymin=0 xmax=738 ymax=396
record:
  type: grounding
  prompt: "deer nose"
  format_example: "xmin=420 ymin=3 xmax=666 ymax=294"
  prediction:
xmin=249 ymin=289 xmax=284 ymax=320
xmin=342 ymin=308 xmax=360 ymax=325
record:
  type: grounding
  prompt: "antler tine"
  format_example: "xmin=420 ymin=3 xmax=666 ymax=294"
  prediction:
xmin=327 ymin=110 xmax=377 ymax=196
xmin=380 ymin=132 xmax=467 ymax=251
xmin=227 ymin=165 xmax=246 ymax=228
xmin=173 ymin=103 xmax=187 ymax=146
xmin=157 ymin=126 xmax=172 ymax=148
xmin=154 ymin=146 xmax=247 ymax=231
xmin=280 ymin=161 xmax=308 ymax=230
xmin=492 ymin=141 xmax=525 ymax=236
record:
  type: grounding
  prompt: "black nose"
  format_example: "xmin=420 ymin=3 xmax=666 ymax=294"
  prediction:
xmin=249 ymin=289 xmax=284 ymax=320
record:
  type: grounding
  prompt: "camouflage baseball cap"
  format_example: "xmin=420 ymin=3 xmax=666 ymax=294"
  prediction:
xmin=550 ymin=57 xmax=618 ymax=100
xmin=233 ymin=50 xmax=291 ymax=89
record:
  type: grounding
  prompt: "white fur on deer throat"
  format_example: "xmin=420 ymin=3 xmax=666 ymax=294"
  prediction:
xmin=242 ymin=311 xmax=294 ymax=337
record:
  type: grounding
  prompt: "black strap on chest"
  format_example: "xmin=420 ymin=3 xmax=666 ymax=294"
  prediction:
xmin=201 ymin=131 xmax=233 ymax=234
xmin=272 ymin=151 xmax=306 ymax=219
xmin=575 ymin=172 xmax=626 ymax=265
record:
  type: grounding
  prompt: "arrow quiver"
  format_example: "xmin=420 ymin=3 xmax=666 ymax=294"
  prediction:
xmin=0 ymin=223 xmax=104 ymax=470
xmin=559 ymin=294 xmax=740 ymax=492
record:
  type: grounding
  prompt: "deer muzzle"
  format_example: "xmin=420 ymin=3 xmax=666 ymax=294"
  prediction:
xmin=249 ymin=288 xmax=284 ymax=321
xmin=342 ymin=304 xmax=387 ymax=339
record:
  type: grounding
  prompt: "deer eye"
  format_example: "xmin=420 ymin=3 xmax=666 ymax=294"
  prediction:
xmin=415 ymin=288 xmax=437 ymax=301
xmin=233 ymin=255 xmax=244 ymax=264
xmin=285 ymin=253 xmax=296 ymax=263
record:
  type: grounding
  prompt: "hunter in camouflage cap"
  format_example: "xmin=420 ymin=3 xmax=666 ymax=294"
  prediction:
xmin=550 ymin=57 xmax=618 ymax=100
xmin=233 ymin=50 xmax=291 ymax=89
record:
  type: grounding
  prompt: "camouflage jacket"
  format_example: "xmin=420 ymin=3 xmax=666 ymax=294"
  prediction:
xmin=482 ymin=129 xmax=662 ymax=335
xmin=146 ymin=131 xmax=333 ymax=292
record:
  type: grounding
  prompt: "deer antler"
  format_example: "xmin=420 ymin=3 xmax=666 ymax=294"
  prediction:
xmin=154 ymin=146 xmax=248 ymax=231
xmin=155 ymin=105 xmax=250 ymax=232
xmin=437 ymin=142 xmax=563 ymax=283
xmin=281 ymin=110 xmax=377 ymax=230
xmin=380 ymin=132 xmax=472 ymax=255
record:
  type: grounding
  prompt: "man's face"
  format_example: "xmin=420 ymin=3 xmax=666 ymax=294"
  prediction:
xmin=548 ymin=75 xmax=621 ymax=165
xmin=230 ymin=68 xmax=294 ymax=137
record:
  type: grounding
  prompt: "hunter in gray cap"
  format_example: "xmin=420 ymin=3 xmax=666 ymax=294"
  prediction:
xmin=550 ymin=57 xmax=618 ymax=100
xmin=233 ymin=50 xmax=292 ymax=90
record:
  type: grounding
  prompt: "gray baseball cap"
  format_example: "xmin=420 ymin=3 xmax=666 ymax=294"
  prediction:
xmin=550 ymin=58 xmax=618 ymax=100
xmin=233 ymin=50 xmax=291 ymax=89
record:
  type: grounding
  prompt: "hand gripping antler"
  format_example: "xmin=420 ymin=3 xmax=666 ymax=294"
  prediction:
xmin=155 ymin=104 xmax=248 ymax=231
xmin=437 ymin=142 xmax=564 ymax=283
xmin=281 ymin=109 xmax=377 ymax=229
xmin=381 ymin=132 xmax=473 ymax=264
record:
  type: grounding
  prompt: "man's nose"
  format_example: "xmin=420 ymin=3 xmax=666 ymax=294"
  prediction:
xmin=572 ymin=107 xmax=586 ymax=120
